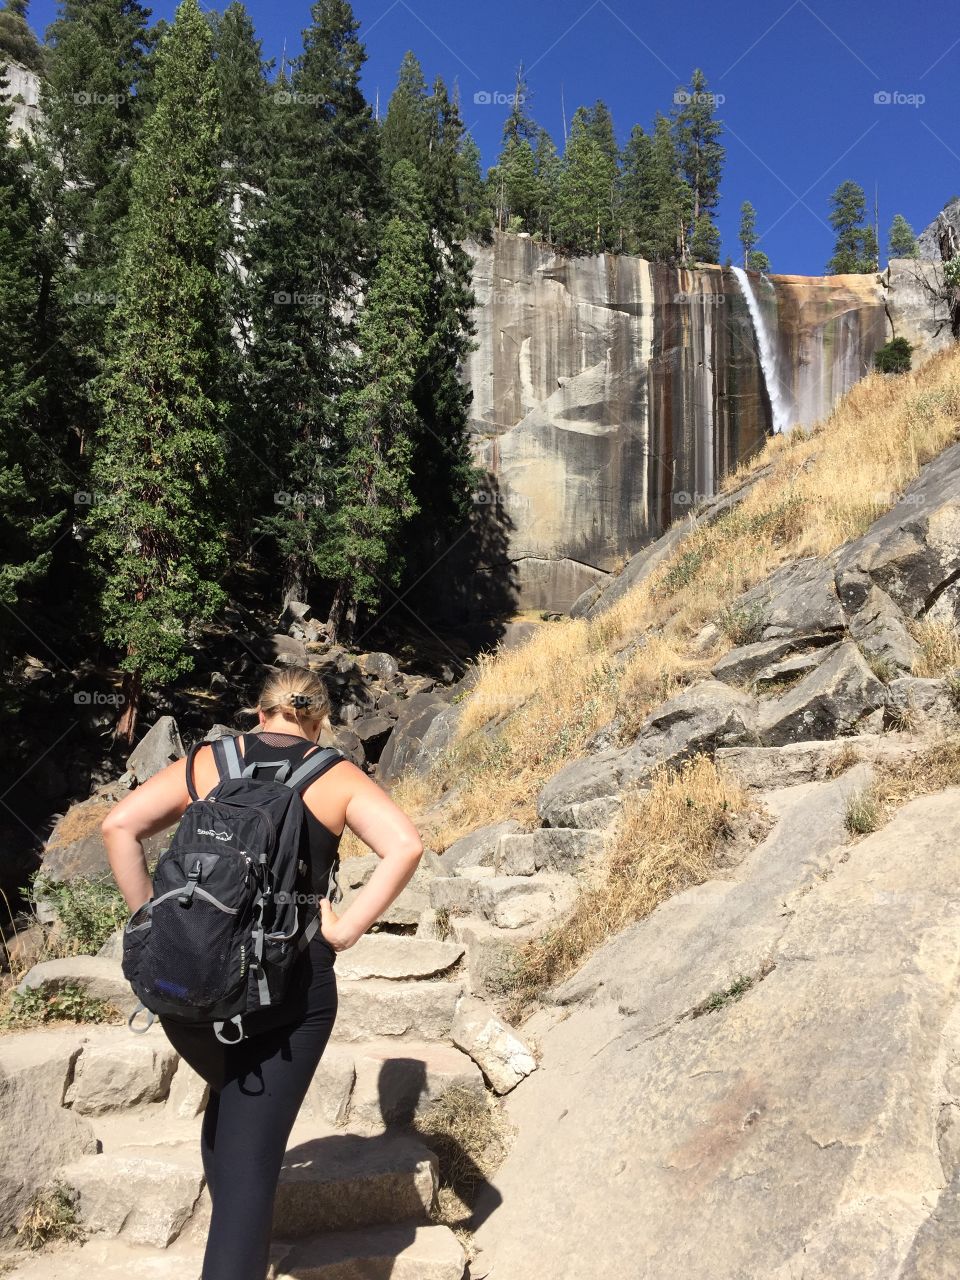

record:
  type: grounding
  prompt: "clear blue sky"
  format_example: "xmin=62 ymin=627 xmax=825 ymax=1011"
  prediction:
xmin=28 ymin=0 xmax=960 ymax=273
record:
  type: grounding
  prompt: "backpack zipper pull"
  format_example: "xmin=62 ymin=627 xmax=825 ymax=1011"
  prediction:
xmin=178 ymin=859 xmax=202 ymax=908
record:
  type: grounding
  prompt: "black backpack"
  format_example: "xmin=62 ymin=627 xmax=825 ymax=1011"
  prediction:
xmin=122 ymin=734 xmax=344 ymax=1044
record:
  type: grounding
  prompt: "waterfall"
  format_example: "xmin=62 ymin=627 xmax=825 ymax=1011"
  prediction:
xmin=731 ymin=266 xmax=795 ymax=434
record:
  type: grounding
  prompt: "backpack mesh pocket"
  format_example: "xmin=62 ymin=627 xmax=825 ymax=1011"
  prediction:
xmin=141 ymin=894 xmax=243 ymax=1009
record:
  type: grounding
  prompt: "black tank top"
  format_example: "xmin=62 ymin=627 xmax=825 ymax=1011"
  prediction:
xmin=238 ymin=730 xmax=343 ymax=899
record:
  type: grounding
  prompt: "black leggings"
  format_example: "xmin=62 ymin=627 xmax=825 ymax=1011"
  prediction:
xmin=159 ymin=936 xmax=338 ymax=1280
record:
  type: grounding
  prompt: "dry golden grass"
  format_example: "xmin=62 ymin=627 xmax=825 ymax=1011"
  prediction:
xmin=910 ymin=619 xmax=960 ymax=677
xmin=414 ymin=1084 xmax=513 ymax=1255
xmin=399 ymin=345 xmax=960 ymax=851
xmin=500 ymin=756 xmax=749 ymax=1019
xmin=865 ymin=737 xmax=960 ymax=824
xmin=45 ymin=799 xmax=111 ymax=849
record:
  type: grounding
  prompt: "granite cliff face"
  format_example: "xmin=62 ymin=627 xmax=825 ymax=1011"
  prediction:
xmin=0 ymin=60 xmax=40 ymax=140
xmin=463 ymin=234 xmax=891 ymax=614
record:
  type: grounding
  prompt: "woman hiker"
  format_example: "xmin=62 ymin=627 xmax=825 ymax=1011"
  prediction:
xmin=101 ymin=667 xmax=424 ymax=1280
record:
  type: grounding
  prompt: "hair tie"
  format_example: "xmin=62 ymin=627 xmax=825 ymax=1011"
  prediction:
xmin=289 ymin=693 xmax=312 ymax=709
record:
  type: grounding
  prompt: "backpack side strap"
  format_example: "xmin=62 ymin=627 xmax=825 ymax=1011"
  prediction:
xmin=285 ymin=747 xmax=344 ymax=794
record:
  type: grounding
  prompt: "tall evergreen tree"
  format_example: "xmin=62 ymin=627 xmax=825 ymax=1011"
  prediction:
xmin=379 ymin=48 xmax=430 ymax=177
xmin=739 ymin=200 xmax=757 ymax=267
xmin=246 ymin=0 xmax=380 ymax=608
xmin=672 ymin=69 xmax=724 ymax=263
xmin=554 ymin=103 xmax=620 ymax=253
xmin=532 ymin=125 xmax=560 ymax=241
xmin=321 ymin=159 xmax=432 ymax=633
xmin=888 ymin=212 xmax=918 ymax=259
xmin=646 ymin=112 xmax=691 ymax=263
xmin=621 ymin=123 xmax=656 ymax=256
xmin=87 ymin=0 xmax=231 ymax=741
xmin=490 ymin=66 xmax=539 ymax=232
xmin=211 ymin=1 xmax=270 ymax=188
xmin=456 ymin=128 xmax=491 ymax=240
xmin=0 ymin=67 xmax=61 ymax=653
xmin=826 ymin=180 xmax=878 ymax=273
xmin=36 ymin=0 xmax=154 ymax=463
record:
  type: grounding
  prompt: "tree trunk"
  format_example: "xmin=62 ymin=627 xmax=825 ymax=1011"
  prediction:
xmin=115 ymin=665 xmax=142 ymax=749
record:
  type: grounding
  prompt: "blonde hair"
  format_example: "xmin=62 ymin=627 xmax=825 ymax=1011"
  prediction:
xmin=248 ymin=667 xmax=334 ymax=738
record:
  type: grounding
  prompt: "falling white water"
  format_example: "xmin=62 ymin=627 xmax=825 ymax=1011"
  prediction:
xmin=731 ymin=266 xmax=795 ymax=434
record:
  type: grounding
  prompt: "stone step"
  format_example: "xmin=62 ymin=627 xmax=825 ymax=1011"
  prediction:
xmin=272 ymin=1131 xmax=438 ymax=1237
xmin=429 ymin=872 xmax=579 ymax=929
xmin=59 ymin=1140 xmax=205 ymax=1248
xmin=332 ymin=978 xmax=463 ymax=1043
xmin=15 ymin=955 xmax=137 ymax=1015
xmin=448 ymin=917 xmax=541 ymax=997
xmin=0 ymin=1235 xmax=204 ymax=1279
xmin=0 ymin=1222 xmax=465 ymax=1280
xmin=335 ymin=935 xmax=465 ymax=981
xmin=493 ymin=827 xmax=607 ymax=877
xmin=271 ymin=1222 xmax=466 ymax=1279
xmin=346 ymin=1038 xmax=485 ymax=1132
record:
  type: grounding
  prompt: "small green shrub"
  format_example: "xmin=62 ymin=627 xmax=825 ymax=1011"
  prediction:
xmin=874 ymin=337 xmax=913 ymax=374
xmin=31 ymin=874 xmax=127 ymax=957
xmin=717 ymin=603 xmax=766 ymax=647
xmin=1 ymin=982 xmax=121 ymax=1030
xmin=845 ymin=791 xmax=880 ymax=836
xmin=695 ymin=973 xmax=755 ymax=1016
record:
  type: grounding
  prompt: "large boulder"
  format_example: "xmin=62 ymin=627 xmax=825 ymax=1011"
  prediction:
xmin=727 ymin=556 xmax=846 ymax=641
xmin=376 ymin=693 xmax=455 ymax=785
xmin=64 ymin=1027 xmax=178 ymax=1115
xmin=41 ymin=793 xmax=176 ymax=883
xmin=439 ymin=820 xmax=522 ymax=872
xmin=835 ymin=440 xmax=960 ymax=619
xmin=17 ymin=955 xmax=136 ymax=1015
xmin=757 ymin=641 xmax=885 ymax=745
xmin=0 ymin=1044 xmax=98 ymax=1237
xmin=125 ymin=716 xmax=184 ymax=784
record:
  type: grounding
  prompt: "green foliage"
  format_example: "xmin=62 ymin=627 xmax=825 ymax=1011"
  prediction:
xmin=944 ymin=255 xmax=960 ymax=290
xmin=845 ymin=790 xmax=880 ymax=835
xmin=717 ymin=602 xmax=766 ymax=646
xmin=827 ymin=180 xmax=878 ymax=274
xmin=321 ymin=159 xmax=433 ymax=615
xmin=0 ymin=0 xmax=45 ymax=72
xmin=0 ymin=73 xmax=62 ymax=653
xmin=246 ymin=0 xmax=380 ymax=605
xmin=1 ymin=981 xmax=120 ymax=1028
xmin=887 ymin=212 xmax=918 ymax=259
xmin=87 ymin=0 xmax=231 ymax=689
xmin=554 ymin=102 xmax=620 ymax=253
xmin=874 ymin=336 xmax=913 ymax=374
xmin=739 ymin=200 xmax=771 ymax=272
xmin=748 ymin=249 xmax=771 ymax=272
xmin=672 ymin=69 xmax=724 ymax=263
xmin=32 ymin=873 xmax=127 ymax=955
xmin=696 ymin=973 xmax=755 ymax=1015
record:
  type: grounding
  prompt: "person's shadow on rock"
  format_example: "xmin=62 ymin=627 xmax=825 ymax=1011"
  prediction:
xmin=276 ymin=1056 xmax=503 ymax=1278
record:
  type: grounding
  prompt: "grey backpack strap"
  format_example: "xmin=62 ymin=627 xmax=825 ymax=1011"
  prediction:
xmin=211 ymin=735 xmax=245 ymax=782
xmin=285 ymin=747 xmax=343 ymax=793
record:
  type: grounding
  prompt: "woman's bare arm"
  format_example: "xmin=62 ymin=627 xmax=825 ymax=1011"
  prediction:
xmin=317 ymin=763 xmax=423 ymax=950
xmin=101 ymin=758 xmax=193 ymax=910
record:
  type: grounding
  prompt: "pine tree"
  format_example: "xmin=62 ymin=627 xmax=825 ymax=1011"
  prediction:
xmin=322 ymin=160 xmax=432 ymax=632
xmin=554 ymin=103 xmax=620 ymax=253
xmin=212 ymin=1 xmax=270 ymax=188
xmin=379 ymin=49 xmax=430 ymax=177
xmin=87 ymin=0 xmax=231 ymax=741
xmin=739 ymin=201 xmax=757 ymax=267
xmin=532 ymin=125 xmax=560 ymax=241
xmin=490 ymin=66 xmax=540 ymax=232
xmin=672 ymin=69 xmax=724 ymax=263
xmin=888 ymin=212 xmax=918 ymax=259
xmin=36 ymin=0 xmax=154 ymax=465
xmin=456 ymin=129 xmax=491 ymax=240
xmin=749 ymin=249 xmax=771 ymax=272
xmin=246 ymin=0 xmax=380 ymax=609
xmin=646 ymin=112 xmax=690 ymax=263
xmin=827 ymin=180 xmax=878 ymax=273
xmin=0 ymin=67 xmax=61 ymax=652
xmin=691 ymin=212 xmax=720 ymax=263
xmin=621 ymin=123 xmax=656 ymax=256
